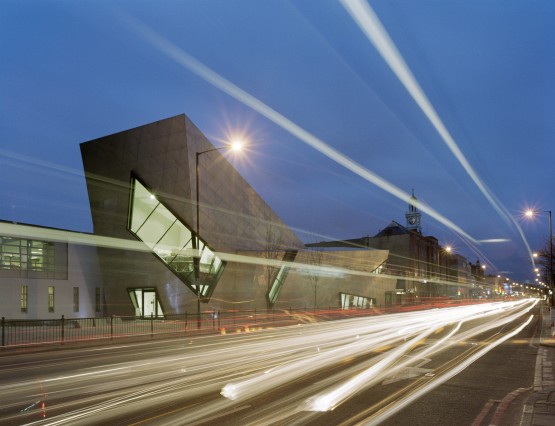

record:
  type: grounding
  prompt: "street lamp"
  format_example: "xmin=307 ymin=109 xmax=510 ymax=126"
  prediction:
xmin=194 ymin=141 xmax=243 ymax=326
xmin=434 ymin=245 xmax=453 ymax=298
xmin=525 ymin=209 xmax=553 ymax=299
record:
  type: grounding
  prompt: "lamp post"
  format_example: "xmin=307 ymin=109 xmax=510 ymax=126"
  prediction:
xmin=525 ymin=209 xmax=553 ymax=304
xmin=194 ymin=142 xmax=243 ymax=327
xmin=437 ymin=245 xmax=452 ymax=297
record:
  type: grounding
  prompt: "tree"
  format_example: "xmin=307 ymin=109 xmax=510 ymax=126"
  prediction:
xmin=307 ymin=248 xmax=324 ymax=310
xmin=262 ymin=225 xmax=284 ymax=309
xmin=535 ymin=237 xmax=555 ymax=286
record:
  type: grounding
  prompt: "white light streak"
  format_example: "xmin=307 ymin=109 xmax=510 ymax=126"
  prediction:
xmin=363 ymin=313 xmax=535 ymax=425
xmin=340 ymin=0 xmax=534 ymax=261
xmin=4 ymin=300 xmax=536 ymax=425
xmin=117 ymin=12 xmax=479 ymax=244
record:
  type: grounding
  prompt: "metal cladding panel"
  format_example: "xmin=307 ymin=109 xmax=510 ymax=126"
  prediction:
xmin=79 ymin=114 xmax=303 ymax=314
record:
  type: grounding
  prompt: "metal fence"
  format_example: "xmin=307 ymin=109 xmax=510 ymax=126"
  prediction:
xmin=0 ymin=299 xmax=489 ymax=348
xmin=0 ymin=307 xmax=366 ymax=348
xmin=0 ymin=310 xmax=322 ymax=347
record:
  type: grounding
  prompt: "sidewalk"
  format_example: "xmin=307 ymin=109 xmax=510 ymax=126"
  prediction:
xmin=520 ymin=304 xmax=555 ymax=426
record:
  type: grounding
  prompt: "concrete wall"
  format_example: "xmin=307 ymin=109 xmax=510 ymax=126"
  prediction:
xmin=208 ymin=249 xmax=395 ymax=311
xmin=0 ymin=242 xmax=103 ymax=319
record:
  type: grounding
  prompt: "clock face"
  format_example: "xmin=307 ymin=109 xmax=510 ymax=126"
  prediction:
xmin=408 ymin=217 xmax=416 ymax=225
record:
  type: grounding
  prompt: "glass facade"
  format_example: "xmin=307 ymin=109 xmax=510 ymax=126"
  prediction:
xmin=128 ymin=177 xmax=225 ymax=299
xmin=0 ymin=236 xmax=67 ymax=279
xmin=267 ymin=251 xmax=297 ymax=307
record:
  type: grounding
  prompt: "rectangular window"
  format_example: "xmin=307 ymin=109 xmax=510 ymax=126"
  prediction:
xmin=95 ymin=287 xmax=101 ymax=312
xmin=73 ymin=287 xmax=79 ymax=312
xmin=0 ymin=236 xmax=67 ymax=279
xmin=21 ymin=285 xmax=28 ymax=313
xmin=48 ymin=286 xmax=55 ymax=313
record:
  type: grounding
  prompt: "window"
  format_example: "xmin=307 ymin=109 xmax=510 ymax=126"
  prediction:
xmin=0 ymin=236 xmax=67 ymax=279
xmin=267 ymin=251 xmax=297 ymax=307
xmin=73 ymin=287 xmax=79 ymax=312
xmin=128 ymin=288 xmax=164 ymax=317
xmin=48 ymin=286 xmax=55 ymax=313
xmin=128 ymin=177 xmax=225 ymax=299
xmin=95 ymin=287 xmax=101 ymax=312
xmin=21 ymin=285 xmax=28 ymax=313
xmin=340 ymin=292 xmax=375 ymax=310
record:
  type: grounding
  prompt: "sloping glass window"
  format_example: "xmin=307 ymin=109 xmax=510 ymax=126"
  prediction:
xmin=267 ymin=250 xmax=297 ymax=307
xmin=128 ymin=177 xmax=224 ymax=299
xmin=268 ymin=265 xmax=289 ymax=305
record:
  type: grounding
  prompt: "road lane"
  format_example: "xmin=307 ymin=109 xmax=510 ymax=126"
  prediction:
xmin=0 ymin=299 xmax=539 ymax=425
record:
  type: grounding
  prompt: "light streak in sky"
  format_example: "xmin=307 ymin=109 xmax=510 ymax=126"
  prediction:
xmin=117 ymin=11 xmax=480 ymax=244
xmin=0 ymin=221 xmax=387 ymax=281
xmin=340 ymin=0 xmax=535 ymax=263
xmin=0 ymin=221 xmax=531 ymax=292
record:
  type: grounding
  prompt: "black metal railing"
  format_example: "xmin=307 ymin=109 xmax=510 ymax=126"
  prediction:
xmin=1 ymin=299 xmax=494 ymax=348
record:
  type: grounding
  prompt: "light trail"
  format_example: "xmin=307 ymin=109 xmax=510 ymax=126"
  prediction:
xmin=302 ymin=299 xmax=537 ymax=412
xmin=3 ymin=300 xmax=536 ymax=426
xmin=359 ymin=314 xmax=535 ymax=425
xmin=0 ymin=221 xmax=447 ymax=283
xmin=220 ymin=300 xmax=534 ymax=404
xmin=340 ymin=0 xmax=535 ymax=264
xmin=117 ymin=11 xmax=480 ymax=244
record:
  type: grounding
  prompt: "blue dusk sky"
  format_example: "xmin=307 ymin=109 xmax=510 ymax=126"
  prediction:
xmin=1 ymin=0 xmax=554 ymax=283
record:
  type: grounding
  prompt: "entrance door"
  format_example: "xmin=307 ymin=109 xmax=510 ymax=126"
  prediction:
xmin=142 ymin=290 xmax=157 ymax=317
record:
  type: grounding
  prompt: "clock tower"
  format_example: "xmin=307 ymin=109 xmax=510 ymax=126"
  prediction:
xmin=405 ymin=190 xmax=422 ymax=233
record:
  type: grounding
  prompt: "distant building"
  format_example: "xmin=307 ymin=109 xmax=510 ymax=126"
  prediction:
xmin=307 ymin=192 xmax=473 ymax=303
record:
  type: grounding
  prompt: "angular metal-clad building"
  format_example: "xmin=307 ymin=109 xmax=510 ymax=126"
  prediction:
xmin=80 ymin=114 xmax=305 ymax=316
xmin=80 ymin=114 xmax=392 ymax=317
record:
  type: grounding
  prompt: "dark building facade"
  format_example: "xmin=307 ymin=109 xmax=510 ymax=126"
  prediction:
xmin=80 ymin=114 xmax=393 ymax=316
xmin=307 ymin=193 xmax=467 ymax=303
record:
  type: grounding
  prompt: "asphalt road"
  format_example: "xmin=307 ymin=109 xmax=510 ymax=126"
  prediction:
xmin=0 ymin=299 xmax=541 ymax=426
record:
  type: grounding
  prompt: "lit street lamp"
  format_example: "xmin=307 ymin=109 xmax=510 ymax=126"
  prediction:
xmin=437 ymin=245 xmax=452 ymax=297
xmin=194 ymin=141 xmax=243 ymax=326
xmin=525 ymin=208 xmax=553 ymax=303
